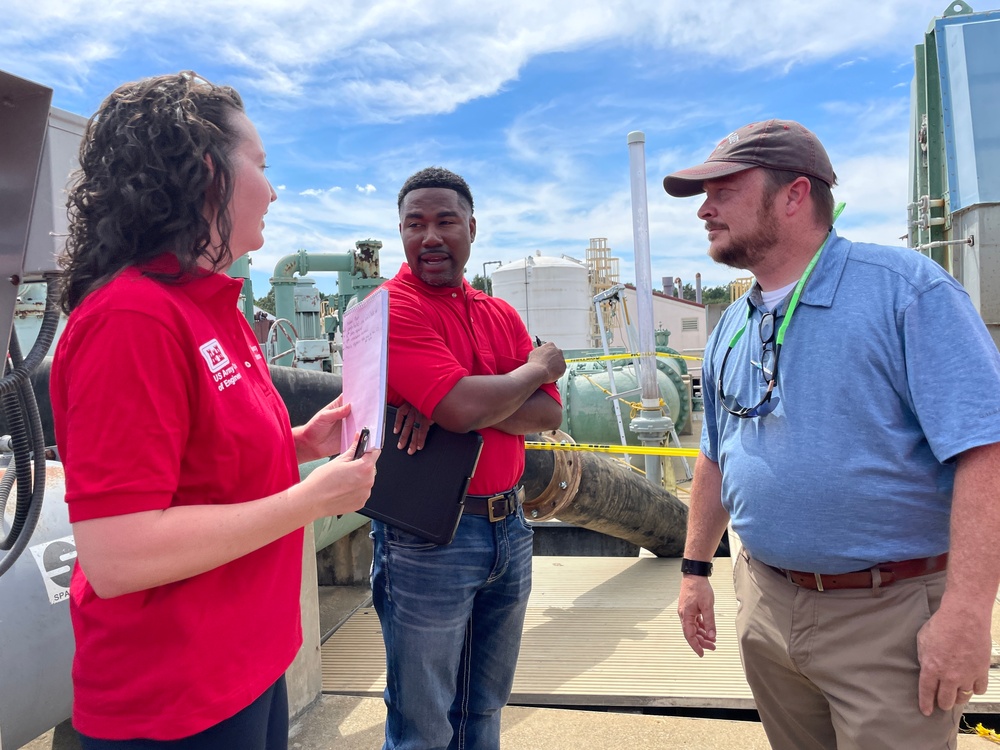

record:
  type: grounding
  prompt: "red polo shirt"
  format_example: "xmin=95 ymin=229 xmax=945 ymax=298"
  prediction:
xmin=383 ymin=264 xmax=560 ymax=494
xmin=50 ymin=257 xmax=302 ymax=740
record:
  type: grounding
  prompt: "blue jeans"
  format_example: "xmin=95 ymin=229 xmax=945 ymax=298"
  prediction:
xmin=371 ymin=507 xmax=533 ymax=750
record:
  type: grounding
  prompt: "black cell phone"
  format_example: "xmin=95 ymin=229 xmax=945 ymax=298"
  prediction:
xmin=353 ymin=427 xmax=370 ymax=460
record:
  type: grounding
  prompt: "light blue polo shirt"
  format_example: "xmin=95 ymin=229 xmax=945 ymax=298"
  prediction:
xmin=701 ymin=230 xmax=1000 ymax=573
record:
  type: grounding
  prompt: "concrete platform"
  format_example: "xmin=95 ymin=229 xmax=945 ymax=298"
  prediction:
xmin=288 ymin=695 xmax=775 ymax=749
xmin=20 ymin=565 xmax=1000 ymax=750
xmin=20 ymin=697 xmax=995 ymax=750
xmin=288 ymin=695 xmax=994 ymax=749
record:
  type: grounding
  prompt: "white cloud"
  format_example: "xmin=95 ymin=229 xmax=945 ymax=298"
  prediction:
xmin=4 ymin=0 xmax=974 ymax=298
xmin=299 ymin=187 xmax=343 ymax=196
xmin=0 ymin=0 xmax=959 ymax=122
xmin=284 ymin=94 xmax=912 ymax=292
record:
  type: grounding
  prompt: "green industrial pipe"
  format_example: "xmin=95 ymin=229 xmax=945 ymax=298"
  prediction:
xmin=229 ymin=256 xmax=254 ymax=322
xmin=270 ymin=246 xmax=386 ymax=366
xmin=269 ymin=252 xmax=356 ymax=365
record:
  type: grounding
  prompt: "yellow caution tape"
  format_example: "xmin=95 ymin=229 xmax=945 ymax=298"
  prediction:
xmin=525 ymin=441 xmax=700 ymax=457
xmin=972 ymin=723 xmax=1000 ymax=744
xmin=564 ymin=351 xmax=703 ymax=364
xmin=960 ymin=718 xmax=1000 ymax=743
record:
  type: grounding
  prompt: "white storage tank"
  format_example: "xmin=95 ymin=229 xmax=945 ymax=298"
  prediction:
xmin=491 ymin=253 xmax=591 ymax=350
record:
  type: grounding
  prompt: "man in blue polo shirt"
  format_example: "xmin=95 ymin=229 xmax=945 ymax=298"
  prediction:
xmin=666 ymin=119 xmax=1000 ymax=749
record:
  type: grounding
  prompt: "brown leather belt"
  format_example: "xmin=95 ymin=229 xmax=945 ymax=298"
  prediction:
xmin=764 ymin=553 xmax=948 ymax=591
xmin=464 ymin=487 xmax=523 ymax=522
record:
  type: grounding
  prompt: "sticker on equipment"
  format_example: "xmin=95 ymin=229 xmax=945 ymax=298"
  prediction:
xmin=29 ymin=534 xmax=76 ymax=604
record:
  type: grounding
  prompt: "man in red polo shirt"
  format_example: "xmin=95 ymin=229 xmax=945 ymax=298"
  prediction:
xmin=371 ymin=166 xmax=565 ymax=749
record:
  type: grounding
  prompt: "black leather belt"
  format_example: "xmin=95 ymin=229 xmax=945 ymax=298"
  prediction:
xmin=464 ymin=487 xmax=523 ymax=522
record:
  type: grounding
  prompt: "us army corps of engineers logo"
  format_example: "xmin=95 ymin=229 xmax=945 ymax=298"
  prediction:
xmin=199 ymin=338 xmax=243 ymax=392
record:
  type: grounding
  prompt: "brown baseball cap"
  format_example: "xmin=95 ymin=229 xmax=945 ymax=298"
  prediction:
xmin=662 ymin=119 xmax=837 ymax=197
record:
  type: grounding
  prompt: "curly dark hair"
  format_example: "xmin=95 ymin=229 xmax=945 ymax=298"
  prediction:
xmin=397 ymin=167 xmax=474 ymax=214
xmin=60 ymin=71 xmax=246 ymax=313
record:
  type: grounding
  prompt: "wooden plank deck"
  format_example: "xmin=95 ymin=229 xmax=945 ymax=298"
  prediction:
xmin=320 ymin=554 xmax=1000 ymax=712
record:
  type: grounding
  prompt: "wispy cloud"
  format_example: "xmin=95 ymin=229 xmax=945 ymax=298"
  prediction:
xmin=1 ymin=0 xmax=973 ymax=297
xmin=2 ymin=0 xmax=953 ymax=121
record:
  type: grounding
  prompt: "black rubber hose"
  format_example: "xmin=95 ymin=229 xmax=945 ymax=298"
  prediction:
xmin=18 ymin=344 xmax=49 ymax=539
xmin=0 ymin=339 xmax=47 ymax=576
xmin=267 ymin=366 xmax=342 ymax=427
xmin=0 ymin=381 xmax=32 ymax=549
xmin=0 ymin=280 xmax=56 ymax=576
xmin=0 ymin=275 xmax=61 ymax=397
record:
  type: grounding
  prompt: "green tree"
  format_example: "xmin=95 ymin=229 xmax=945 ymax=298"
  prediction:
xmin=680 ymin=283 xmax=731 ymax=305
xmin=254 ymin=288 xmax=275 ymax=314
xmin=701 ymin=285 xmax=732 ymax=305
xmin=471 ymin=274 xmax=492 ymax=296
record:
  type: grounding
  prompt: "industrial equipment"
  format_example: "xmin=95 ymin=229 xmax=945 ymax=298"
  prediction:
xmin=909 ymin=0 xmax=1000 ymax=345
xmin=0 ymin=69 xmax=86 ymax=750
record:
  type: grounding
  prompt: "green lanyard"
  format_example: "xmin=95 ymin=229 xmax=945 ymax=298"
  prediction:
xmin=726 ymin=202 xmax=846 ymax=349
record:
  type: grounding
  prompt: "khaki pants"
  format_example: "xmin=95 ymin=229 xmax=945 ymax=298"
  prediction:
xmin=733 ymin=551 xmax=962 ymax=750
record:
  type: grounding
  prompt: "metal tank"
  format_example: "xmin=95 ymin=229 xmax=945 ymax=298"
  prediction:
xmin=491 ymin=254 xmax=591 ymax=350
xmin=0 ymin=461 xmax=74 ymax=750
xmin=557 ymin=345 xmax=690 ymax=446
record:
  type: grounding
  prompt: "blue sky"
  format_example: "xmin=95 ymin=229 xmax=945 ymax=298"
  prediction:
xmin=4 ymin=0 xmax=994 ymax=297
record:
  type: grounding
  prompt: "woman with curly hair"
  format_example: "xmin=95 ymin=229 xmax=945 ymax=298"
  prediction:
xmin=49 ymin=71 xmax=378 ymax=749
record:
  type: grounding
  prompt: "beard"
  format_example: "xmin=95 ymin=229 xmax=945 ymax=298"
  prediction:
xmin=706 ymin=195 xmax=780 ymax=270
xmin=414 ymin=254 xmax=462 ymax=287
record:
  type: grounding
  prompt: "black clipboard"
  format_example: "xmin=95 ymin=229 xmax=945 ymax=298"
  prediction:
xmin=359 ymin=405 xmax=484 ymax=544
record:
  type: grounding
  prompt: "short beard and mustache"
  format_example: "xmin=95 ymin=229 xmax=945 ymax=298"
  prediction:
xmin=706 ymin=191 xmax=780 ymax=271
xmin=415 ymin=252 xmax=459 ymax=287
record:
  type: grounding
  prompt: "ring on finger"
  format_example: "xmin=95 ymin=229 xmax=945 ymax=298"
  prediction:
xmin=959 ymin=689 xmax=974 ymax=696
xmin=413 ymin=423 xmax=422 ymax=428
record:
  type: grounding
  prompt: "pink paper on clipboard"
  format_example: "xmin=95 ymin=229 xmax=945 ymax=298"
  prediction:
xmin=339 ymin=287 xmax=388 ymax=453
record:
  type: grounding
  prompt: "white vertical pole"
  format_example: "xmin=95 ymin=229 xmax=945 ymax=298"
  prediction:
xmin=627 ymin=131 xmax=673 ymax=488
xmin=626 ymin=131 xmax=659 ymax=403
